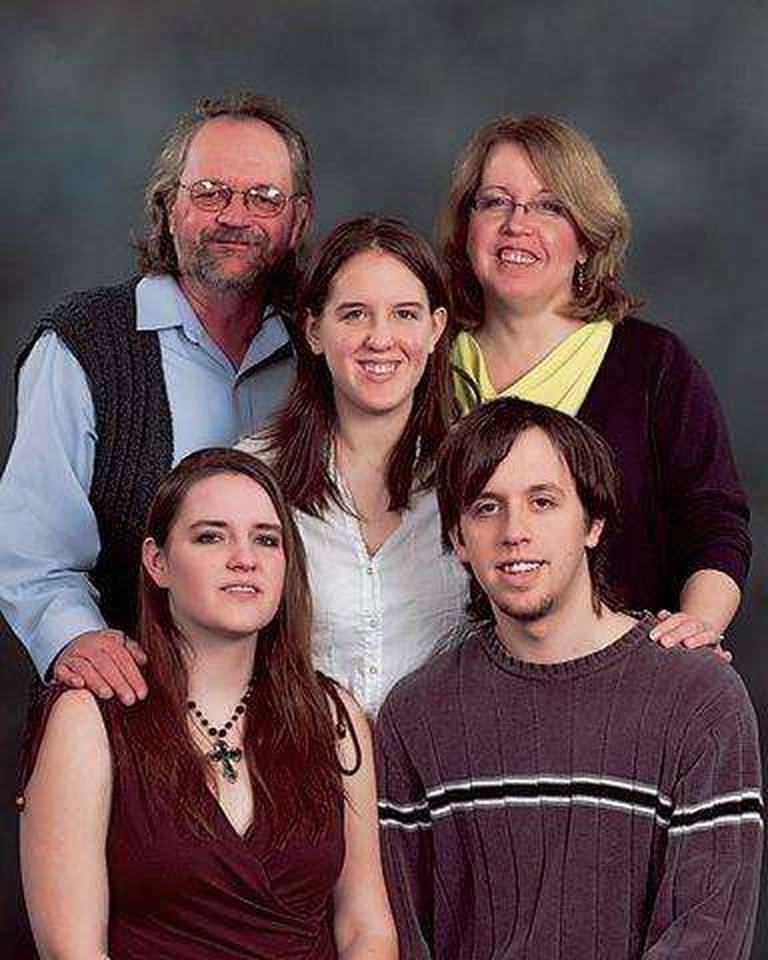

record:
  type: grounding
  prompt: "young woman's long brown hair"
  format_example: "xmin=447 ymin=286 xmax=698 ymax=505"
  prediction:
xmin=260 ymin=215 xmax=454 ymax=516
xmin=66 ymin=449 xmax=342 ymax=843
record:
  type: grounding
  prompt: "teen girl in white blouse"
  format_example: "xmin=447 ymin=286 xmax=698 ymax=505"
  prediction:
xmin=239 ymin=216 xmax=469 ymax=714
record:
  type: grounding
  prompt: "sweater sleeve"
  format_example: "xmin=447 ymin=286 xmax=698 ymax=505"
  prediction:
xmin=652 ymin=333 xmax=751 ymax=591
xmin=375 ymin=701 xmax=435 ymax=959
xmin=641 ymin=674 xmax=763 ymax=958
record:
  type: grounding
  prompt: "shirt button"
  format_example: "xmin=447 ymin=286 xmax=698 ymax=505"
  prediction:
xmin=368 ymin=616 xmax=378 ymax=627
xmin=369 ymin=665 xmax=378 ymax=675
xmin=366 ymin=565 xmax=374 ymax=575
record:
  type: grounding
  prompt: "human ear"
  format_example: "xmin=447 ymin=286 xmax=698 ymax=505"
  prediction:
xmin=305 ymin=311 xmax=324 ymax=355
xmin=449 ymin=524 xmax=468 ymax=562
xmin=290 ymin=196 xmax=311 ymax=248
xmin=428 ymin=306 xmax=448 ymax=354
xmin=142 ymin=537 xmax=170 ymax=588
xmin=585 ymin=516 xmax=604 ymax=549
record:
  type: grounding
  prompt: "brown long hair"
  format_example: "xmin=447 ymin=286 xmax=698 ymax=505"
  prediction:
xmin=125 ymin=449 xmax=340 ymax=841
xmin=259 ymin=215 xmax=454 ymax=516
xmin=438 ymin=115 xmax=642 ymax=329
xmin=134 ymin=92 xmax=313 ymax=315
xmin=435 ymin=397 xmax=621 ymax=618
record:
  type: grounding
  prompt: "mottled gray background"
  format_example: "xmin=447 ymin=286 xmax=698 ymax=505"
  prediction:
xmin=1 ymin=0 xmax=766 ymax=953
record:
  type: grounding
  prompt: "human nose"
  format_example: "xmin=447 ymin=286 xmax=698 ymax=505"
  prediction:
xmin=364 ymin=313 xmax=395 ymax=349
xmin=215 ymin=191 xmax=255 ymax=227
xmin=500 ymin=201 xmax=532 ymax=232
xmin=499 ymin=502 xmax=532 ymax=545
xmin=226 ymin=539 xmax=259 ymax=570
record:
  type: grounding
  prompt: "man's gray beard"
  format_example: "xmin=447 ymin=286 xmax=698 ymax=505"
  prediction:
xmin=187 ymin=245 xmax=274 ymax=296
xmin=497 ymin=594 xmax=554 ymax=624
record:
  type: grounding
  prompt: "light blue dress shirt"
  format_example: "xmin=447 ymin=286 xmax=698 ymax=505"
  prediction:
xmin=0 ymin=275 xmax=295 ymax=676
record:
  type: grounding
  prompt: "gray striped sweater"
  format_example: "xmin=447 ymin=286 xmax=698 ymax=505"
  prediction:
xmin=375 ymin=618 xmax=763 ymax=959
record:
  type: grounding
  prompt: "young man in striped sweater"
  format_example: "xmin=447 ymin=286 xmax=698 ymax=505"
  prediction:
xmin=376 ymin=397 xmax=762 ymax=959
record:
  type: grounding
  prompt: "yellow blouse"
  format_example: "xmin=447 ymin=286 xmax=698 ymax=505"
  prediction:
xmin=452 ymin=320 xmax=614 ymax=416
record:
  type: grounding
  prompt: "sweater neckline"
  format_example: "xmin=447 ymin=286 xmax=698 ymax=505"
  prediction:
xmin=478 ymin=614 xmax=654 ymax=681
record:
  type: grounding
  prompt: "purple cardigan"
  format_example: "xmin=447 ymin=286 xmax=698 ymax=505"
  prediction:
xmin=576 ymin=317 xmax=750 ymax=612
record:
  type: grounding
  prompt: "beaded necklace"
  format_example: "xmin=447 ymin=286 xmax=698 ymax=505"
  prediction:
xmin=187 ymin=682 xmax=253 ymax=784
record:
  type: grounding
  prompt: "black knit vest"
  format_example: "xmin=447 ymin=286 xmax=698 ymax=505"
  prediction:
xmin=16 ymin=277 xmax=174 ymax=635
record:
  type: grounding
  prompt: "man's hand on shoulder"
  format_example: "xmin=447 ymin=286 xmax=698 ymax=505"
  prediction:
xmin=53 ymin=629 xmax=148 ymax=705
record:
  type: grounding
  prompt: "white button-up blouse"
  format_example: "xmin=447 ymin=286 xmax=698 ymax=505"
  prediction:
xmin=294 ymin=486 xmax=470 ymax=716
xmin=237 ymin=436 xmax=471 ymax=716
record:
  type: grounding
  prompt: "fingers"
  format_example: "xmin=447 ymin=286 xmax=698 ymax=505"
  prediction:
xmin=650 ymin=611 xmax=730 ymax=660
xmin=124 ymin=638 xmax=148 ymax=666
xmin=52 ymin=660 xmax=86 ymax=689
xmin=713 ymin=644 xmax=733 ymax=664
xmin=86 ymin=648 xmax=147 ymax=705
xmin=651 ymin=612 xmax=706 ymax=646
xmin=54 ymin=630 xmax=148 ymax=705
xmin=57 ymin=654 xmax=116 ymax=700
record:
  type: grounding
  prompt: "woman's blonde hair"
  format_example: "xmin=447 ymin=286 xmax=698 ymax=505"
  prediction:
xmin=437 ymin=115 xmax=642 ymax=328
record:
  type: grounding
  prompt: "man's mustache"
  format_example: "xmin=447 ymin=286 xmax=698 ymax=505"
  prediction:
xmin=199 ymin=227 xmax=267 ymax=247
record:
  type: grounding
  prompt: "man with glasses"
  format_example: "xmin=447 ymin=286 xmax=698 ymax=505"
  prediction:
xmin=0 ymin=93 xmax=311 ymax=702
xmin=376 ymin=397 xmax=762 ymax=959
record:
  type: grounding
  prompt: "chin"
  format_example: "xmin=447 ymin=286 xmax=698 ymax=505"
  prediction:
xmin=497 ymin=594 xmax=555 ymax=624
xmin=351 ymin=393 xmax=411 ymax=417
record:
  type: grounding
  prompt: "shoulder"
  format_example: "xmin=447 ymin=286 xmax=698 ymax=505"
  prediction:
xmin=380 ymin=634 xmax=471 ymax=726
xmin=324 ymin=679 xmax=367 ymax=730
xmin=235 ymin=431 xmax=275 ymax=463
xmin=320 ymin=676 xmax=371 ymax=773
xmin=601 ymin=317 xmax=715 ymax=410
xmin=17 ymin=329 xmax=90 ymax=385
xmin=612 ymin=316 xmax=689 ymax=357
xmin=23 ymin=688 xmax=111 ymax=790
xmin=638 ymin=637 xmax=756 ymax=730
xmin=43 ymin=277 xmax=141 ymax=324
xmin=44 ymin=688 xmax=110 ymax=741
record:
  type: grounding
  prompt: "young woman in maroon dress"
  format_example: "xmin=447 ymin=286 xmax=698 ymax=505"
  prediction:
xmin=19 ymin=449 xmax=397 ymax=960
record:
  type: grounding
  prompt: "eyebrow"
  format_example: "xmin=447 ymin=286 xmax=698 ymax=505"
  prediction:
xmin=480 ymin=183 xmax=557 ymax=197
xmin=334 ymin=300 xmax=425 ymax=310
xmin=527 ymin=483 xmax=564 ymax=495
xmin=474 ymin=482 xmax=565 ymax=500
xmin=189 ymin=519 xmax=283 ymax=532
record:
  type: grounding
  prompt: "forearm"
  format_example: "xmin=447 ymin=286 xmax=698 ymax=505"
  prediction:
xmin=0 ymin=331 xmax=104 ymax=675
xmin=680 ymin=568 xmax=741 ymax=633
xmin=337 ymin=929 xmax=398 ymax=960
xmin=32 ymin=937 xmax=109 ymax=960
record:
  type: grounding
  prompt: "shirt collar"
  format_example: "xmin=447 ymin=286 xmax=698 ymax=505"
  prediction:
xmin=135 ymin=274 xmax=293 ymax=373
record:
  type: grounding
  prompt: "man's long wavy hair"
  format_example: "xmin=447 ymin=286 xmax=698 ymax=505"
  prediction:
xmin=122 ymin=449 xmax=341 ymax=842
xmin=438 ymin=114 xmax=642 ymax=330
xmin=134 ymin=92 xmax=313 ymax=315
xmin=436 ymin=397 xmax=621 ymax=619
xmin=258 ymin=215 xmax=454 ymax=516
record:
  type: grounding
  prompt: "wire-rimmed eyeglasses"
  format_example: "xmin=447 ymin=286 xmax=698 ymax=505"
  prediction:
xmin=471 ymin=187 xmax=570 ymax=222
xmin=178 ymin=178 xmax=304 ymax=218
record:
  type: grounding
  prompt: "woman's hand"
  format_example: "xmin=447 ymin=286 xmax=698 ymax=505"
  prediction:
xmin=648 ymin=568 xmax=742 ymax=663
xmin=650 ymin=610 xmax=732 ymax=663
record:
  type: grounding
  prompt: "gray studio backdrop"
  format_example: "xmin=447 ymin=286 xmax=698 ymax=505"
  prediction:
xmin=2 ymin=0 xmax=766 ymax=954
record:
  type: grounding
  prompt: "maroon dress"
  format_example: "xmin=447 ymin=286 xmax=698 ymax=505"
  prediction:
xmin=21 ymin=689 xmax=345 ymax=960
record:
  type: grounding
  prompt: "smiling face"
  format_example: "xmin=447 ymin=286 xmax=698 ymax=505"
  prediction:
xmin=168 ymin=117 xmax=308 ymax=296
xmin=452 ymin=427 xmax=602 ymax=626
xmin=305 ymin=249 xmax=447 ymax=421
xmin=466 ymin=141 xmax=585 ymax=316
xmin=142 ymin=472 xmax=287 ymax=647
